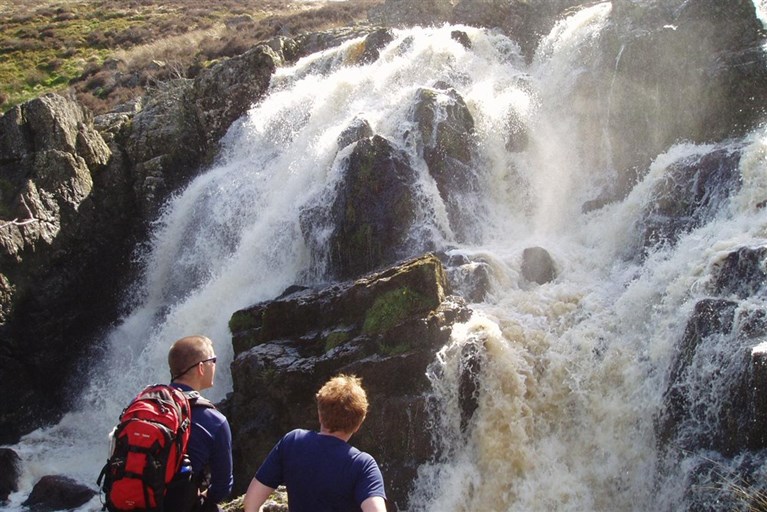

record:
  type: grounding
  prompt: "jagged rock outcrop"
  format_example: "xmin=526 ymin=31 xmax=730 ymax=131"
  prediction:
xmin=301 ymin=134 xmax=423 ymax=280
xmin=0 ymin=94 xmax=109 ymax=260
xmin=228 ymin=254 xmax=472 ymax=509
xmin=121 ymin=44 xmax=279 ymax=218
xmin=0 ymin=93 xmax=115 ymax=443
xmin=413 ymin=83 xmax=482 ymax=243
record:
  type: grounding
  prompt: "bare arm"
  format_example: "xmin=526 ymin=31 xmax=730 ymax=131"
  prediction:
xmin=361 ymin=496 xmax=387 ymax=512
xmin=243 ymin=478 xmax=275 ymax=512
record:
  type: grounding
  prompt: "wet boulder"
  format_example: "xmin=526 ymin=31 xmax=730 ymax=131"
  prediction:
xmin=0 ymin=448 xmax=20 ymax=502
xmin=22 ymin=475 xmax=95 ymax=512
xmin=637 ymin=146 xmax=741 ymax=252
xmin=438 ymin=251 xmax=493 ymax=302
xmin=358 ymin=29 xmax=396 ymax=64
xmin=710 ymin=246 xmax=767 ymax=299
xmin=521 ymin=246 xmax=557 ymax=285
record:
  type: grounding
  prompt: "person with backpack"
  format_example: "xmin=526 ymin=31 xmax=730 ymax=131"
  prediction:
xmin=98 ymin=335 xmax=232 ymax=512
xmin=167 ymin=335 xmax=234 ymax=512
xmin=242 ymin=374 xmax=387 ymax=512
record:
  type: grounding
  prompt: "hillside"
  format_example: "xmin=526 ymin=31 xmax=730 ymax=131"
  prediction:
xmin=0 ymin=0 xmax=380 ymax=114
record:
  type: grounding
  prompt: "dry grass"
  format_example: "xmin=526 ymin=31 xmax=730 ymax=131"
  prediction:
xmin=0 ymin=0 xmax=381 ymax=114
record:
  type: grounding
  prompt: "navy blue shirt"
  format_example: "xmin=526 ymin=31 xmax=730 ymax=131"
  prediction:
xmin=256 ymin=429 xmax=386 ymax=511
xmin=171 ymin=383 xmax=233 ymax=503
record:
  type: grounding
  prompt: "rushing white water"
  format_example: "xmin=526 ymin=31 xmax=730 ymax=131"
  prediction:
xmin=5 ymin=4 xmax=767 ymax=511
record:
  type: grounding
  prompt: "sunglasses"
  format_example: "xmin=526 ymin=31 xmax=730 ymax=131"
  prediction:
xmin=172 ymin=356 xmax=217 ymax=381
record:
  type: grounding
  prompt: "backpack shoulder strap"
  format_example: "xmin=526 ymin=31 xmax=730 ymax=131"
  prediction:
xmin=183 ymin=390 xmax=216 ymax=410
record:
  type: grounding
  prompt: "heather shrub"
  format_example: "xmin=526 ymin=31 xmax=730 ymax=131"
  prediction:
xmin=2 ymin=0 xmax=382 ymax=114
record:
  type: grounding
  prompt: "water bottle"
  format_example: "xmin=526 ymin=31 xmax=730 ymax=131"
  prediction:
xmin=179 ymin=455 xmax=192 ymax=481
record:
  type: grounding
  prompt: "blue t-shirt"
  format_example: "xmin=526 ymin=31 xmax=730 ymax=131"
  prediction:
xmin=256 ymin=429 xmax=386 ymax=511
xmin=171 ymin=383 xmax=233 ymax=503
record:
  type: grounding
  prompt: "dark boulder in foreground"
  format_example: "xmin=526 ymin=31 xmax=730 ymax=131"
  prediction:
xmin=0 ymin=448 xmax=20 ymax=502
xmin=22 ymin=475 xmax=95 ymax=512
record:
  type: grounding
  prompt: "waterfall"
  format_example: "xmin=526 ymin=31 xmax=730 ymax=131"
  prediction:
xmin=6 ymin=3 xmax=767 ymax=511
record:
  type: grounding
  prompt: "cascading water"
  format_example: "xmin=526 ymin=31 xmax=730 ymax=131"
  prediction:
xmin=5 ymin=3 xmax=767 ymax=511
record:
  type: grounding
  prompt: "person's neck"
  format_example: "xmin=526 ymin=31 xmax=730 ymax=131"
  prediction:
xmin=319 ymin=427 xmax=352 ymax=443
xmin=173 ymin=378 xmax=200 ymax=391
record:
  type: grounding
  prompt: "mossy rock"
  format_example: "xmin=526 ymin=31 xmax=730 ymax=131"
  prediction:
xmin=363 ymin=286 xmax=434 ymax=335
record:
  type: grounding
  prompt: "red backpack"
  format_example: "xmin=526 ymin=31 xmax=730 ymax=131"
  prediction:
xmin=97 ymin=384 xmax=192 ymax=511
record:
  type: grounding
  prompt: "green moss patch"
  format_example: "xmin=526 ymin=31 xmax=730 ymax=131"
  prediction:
xmin=324 ymin=330 xmax=351 ymax=352
xmin=228 ymin=309 xmax=259 ymax=333
xmin=363 ymin=286 xmax=433 ymax=335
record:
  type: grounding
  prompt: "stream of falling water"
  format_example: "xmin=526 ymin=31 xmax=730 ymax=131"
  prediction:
xmin=6 ymin=4 xmax=767 ymax=511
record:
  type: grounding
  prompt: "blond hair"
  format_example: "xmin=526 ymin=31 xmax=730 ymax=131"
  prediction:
xmin=168 ymin=335 xmax=213 ymax=381
xmin=316 ymin=374 xmax=369 ymax=433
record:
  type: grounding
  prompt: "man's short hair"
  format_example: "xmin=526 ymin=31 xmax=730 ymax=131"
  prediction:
xmin=316 ymin=374 xmax=369 ymax=434
xmin=168 ymin=335 xmax=213 ymax=380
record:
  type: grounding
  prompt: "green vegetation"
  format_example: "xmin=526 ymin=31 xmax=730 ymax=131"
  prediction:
xmin=0 ymin=0 xmax=380 ymax=114
xmin=324 ymin=330 xmax=351 ymax=352
xmin=362 ymin=286 xmax=434 ymax=334
xmin=228 ymin=309 xmax=259 ymax=333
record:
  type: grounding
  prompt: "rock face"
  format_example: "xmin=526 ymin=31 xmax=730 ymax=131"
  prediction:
xmin=229 ymin=254 xmax=472 ymax=509
xmin=0 ymin=42 xmax=279 ymax=443
xmin=636 ymin=146 xmax=741 ymax=253
xmin=589 ymin=0 xmax=767 ymax=201
xmin=301 ymin=82 xmax=485 ymax=281
xmin=370 ymin=0 xmax=583 ymax=60
xmin=0 ymin=94 xmax=115 ymax=442
xmin=369 ymin=0 xmax=455 ymax=28
xmin=655 ymin=245 xmax=767 ymax=509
